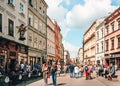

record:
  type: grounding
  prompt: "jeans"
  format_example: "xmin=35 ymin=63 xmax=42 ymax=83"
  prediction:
xmin=80 ymin=71 xmax=84 ymax=77
xmin=70 ymin=71 xmax=74 ymax=77
xmin=75 ymin=73 xmax=79 ymax=78
xmin=52 ymin=73 xmax=57 ymax=86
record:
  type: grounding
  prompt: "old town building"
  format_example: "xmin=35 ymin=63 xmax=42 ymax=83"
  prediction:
xmin=47 ymin=16 xmax=55 ymax=64
xmin=54 ymin=21 xmax=61 ymax=61
xmin=64 ymin=50 xmax=71 ymax=65
xmin=59 ymin=34 xmax=64 ymax=65
xmin=95 ymin=19 xmax=105 ymax=65
xmin=27 ymin=0 xmax=48 ymax=66
xmin=77 ymin=48 xmax=83 ymax=65
xmin=0 ymin=0 xmax=28 ymax=67
xmin=104 ymin=7 xmax=120 ymax=67
xmin=83 ymin=18 xmax=104 ymax=65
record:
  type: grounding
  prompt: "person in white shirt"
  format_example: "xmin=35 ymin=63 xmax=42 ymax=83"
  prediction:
xmin=74 ymin=65 xmax=79 ymax=78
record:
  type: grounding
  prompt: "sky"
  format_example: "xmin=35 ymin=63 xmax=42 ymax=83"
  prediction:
xmin=45 ymin=0 xmax=120 ymax=58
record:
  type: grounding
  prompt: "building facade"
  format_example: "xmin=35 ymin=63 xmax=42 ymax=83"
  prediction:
xmin=0 ymin=0 xmax=28 ymax=67
xmin=95 ymin=20 xmax=105 ymax=65
xmin=83 ymin=19 xmax=104 ymax=65
xmin=64 ymin=50 xmax=71 ymax=65
xmin=104 ymin=7 xmax=120 ymax=67
xmin=77 ymin=48 xmax=83 ymax=65
xmin=27 ymin=0 xmax=48 ymax=66
xmin=47 ymin=16 xmax=55 ymax=64
xmin=54 ymin=21 xmax=60 ymax=61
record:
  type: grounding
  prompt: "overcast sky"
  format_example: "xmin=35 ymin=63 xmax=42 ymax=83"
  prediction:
xmin=45 ymin=0 xmax=120 ymax=58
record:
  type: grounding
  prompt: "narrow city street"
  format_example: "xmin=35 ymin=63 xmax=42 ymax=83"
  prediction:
xmin=26 ymin=71 xmax=120 ymax=86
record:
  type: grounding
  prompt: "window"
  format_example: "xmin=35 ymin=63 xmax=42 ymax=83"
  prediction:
xmin=8 ymin=19 xmax=14 ymax=36
xmin=101 ymin=41 xmax=104 ymax=52
xmin=97 ymin=43 xmax=99 ymax=53
xmin=0 ymin=13 xmax=2 ymax=32
xmin=106 ymin=27 xmax=109 ymax=35
xmin=111 ymin=38 xmax=114 ymax=50
xmin=101 ymin=28 xmax=103 ymax=37
xmin=97 ymin=31 xmax=99 ymax=40
xmin=111 ymin=23 xmax=114 ymax=32
xmin=28 ymin=14 xmax=33 ymax=26
xmin=34 ymin=17 xmax=38 ymax=29
xmin=8 ymin=0 xmax=14 ymax=4
xmin=8 ymin=0 xmax=14 ymax=7
xmin=34 ymin=1 xmax=37 ymax=9
xmin=118 ymin=36 xmax=120 ymax=48
xmin=20 ymin=3 xmax=24 ymax=13
xmin=28 ymin=18 xmax=31 ymax=25
xmin=34 ymin=36 xmax=37 ymax=48
xmin=29 ymin=0 xmax=33 ymax=7
xmin=105 ymin=40 xmax=109 ymax=51
xmin=118 ymin=20 xmax=120 ymax=29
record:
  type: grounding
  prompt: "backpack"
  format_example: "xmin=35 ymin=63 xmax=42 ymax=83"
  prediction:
xmin=85 ymin=66 xmax=88 ymax=71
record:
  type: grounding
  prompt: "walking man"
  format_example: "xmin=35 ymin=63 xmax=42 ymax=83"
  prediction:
xmin=69 ymin=64 xmax=74 ymax=78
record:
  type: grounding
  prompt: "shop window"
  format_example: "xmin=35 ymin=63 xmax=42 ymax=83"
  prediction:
xmin=0 ymin=13 xmax=2 ymax=32
xmin=8 ymin=19 xmax=14 ymax=36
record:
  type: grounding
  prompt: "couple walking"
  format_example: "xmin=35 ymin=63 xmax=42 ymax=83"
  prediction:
xmin=42 ymin=62 xmax=57 ymax=86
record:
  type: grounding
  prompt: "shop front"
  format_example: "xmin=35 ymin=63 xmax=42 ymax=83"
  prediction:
xmin=105 ymin=53 xmax=120 ymax=67
xmin=28 ymin=51 xmax=42 ymax=69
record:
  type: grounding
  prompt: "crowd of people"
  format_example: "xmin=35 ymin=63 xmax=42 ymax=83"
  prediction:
xmin=69 ymin=63 xmax=117 ymax=80
xmin=0 ymin=60 xmax=118 ymax=86
xmin=0 ymin=60 xmax=42 ymax=83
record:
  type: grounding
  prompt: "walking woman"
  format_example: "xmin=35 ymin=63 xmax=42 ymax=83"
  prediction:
xmin=51 ymin=62 xmax=57 ymax=86
xmin=42 ymin=63 xmax=48 ymax=86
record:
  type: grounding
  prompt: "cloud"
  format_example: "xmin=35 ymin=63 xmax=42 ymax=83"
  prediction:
xmin=63 ymin=40 xmax=79 ymax=58
xmin=45 ymin=0 xmax=68 ymax=22
xmin=66 ymin=0 xmax=118 ymax=29
xmin=45 ymin=0 xmax=119 ymax=58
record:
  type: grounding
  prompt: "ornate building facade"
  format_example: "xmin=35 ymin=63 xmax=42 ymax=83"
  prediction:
xmin=27 ymin=0 xmax=48 ymax=66
xmin=0 ymin=0 xmax=28 ymax=67
xmin=104 ymin=7 xmax=120 ymax=67
xmin=47 ymin=16 xmax=55 ymax=64
xmin=83 ymin=19 xmax=104 ymax=65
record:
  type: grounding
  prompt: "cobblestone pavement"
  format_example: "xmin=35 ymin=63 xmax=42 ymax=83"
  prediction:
xmin=26 ymin=71 xmax=120 ymax=86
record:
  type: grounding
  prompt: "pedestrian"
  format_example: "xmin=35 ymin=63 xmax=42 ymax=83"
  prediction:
xmin=69 ymin=64 xmax=74 ymax=78
xmin=57 ymin=64 xmax=61 ymax=76
xmin=84 ymin=64 xmax=89 ymax=80
xmin=80 ymin=65 xmax=84 ymax=77
xmin=74 ymin=65 xmax=79 ymax=78
xmin=63 ymin=64 xmax=67 ymax=74
xmin=51 ymin=62 xmax=57 ymax=86
xmin=42 ymin=63 xmax=48 ymax=86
